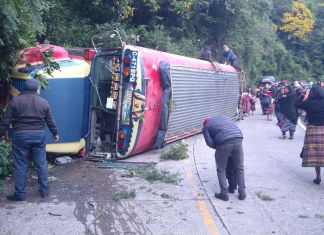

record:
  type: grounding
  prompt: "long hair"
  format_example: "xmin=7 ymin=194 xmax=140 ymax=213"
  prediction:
xmin=309 ymin=85 xmax=324 ymax=100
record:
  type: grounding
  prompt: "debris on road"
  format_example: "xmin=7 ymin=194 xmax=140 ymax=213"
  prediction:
xmin=255 ymin=191 xmax=275 ymax=201
xmin=55 ymin=156 xmax=73 ymax=165
xmin=49 ymin=212 xmax=62 ymax=217
xmin=48 ymin=176 xmax=57 ymax=182
xmin=98 ymin=159 xmax=155 ymax=170
xmin=112 ymin=190 xmax=136 ymax=202
xmin=161 ymin=143 xmax=189 ymax=161
xmin=135 ymin=167 xmax=180 ymax=184
xmin=160 ymin=193 xmax=171 ymax=199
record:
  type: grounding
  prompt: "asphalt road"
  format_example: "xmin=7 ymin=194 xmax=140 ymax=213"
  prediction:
xmin=1 ymin=104 xmax=324 ymax=235
xmin=194 ymin=106 xmax=324 ymax=235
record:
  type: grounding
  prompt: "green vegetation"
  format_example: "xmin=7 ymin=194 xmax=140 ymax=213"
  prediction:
xmin=1 ymin=0 xmax=323 ymax=84
xmin=136 ymin=166 xmax=180 ymax=184
xmin=0 ymin=139 xmax=12 ymax=178
xmin=315 ymin=213 xmax=324 ymax=219
xmin=161 ymin=143 xmax=189 ymax=161
xmin=121 ymin=163 xmax=180 ymax=184
xmin=256 ymin=191 xmax=275 ymax=201
xmin=112 ymin=190 xmax=136 ymax=202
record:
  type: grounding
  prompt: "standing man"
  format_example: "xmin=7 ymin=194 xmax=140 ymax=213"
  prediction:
xmin=202 ymin=116 xmax=246 ymax=201
xmin=0 ymin=79 xmax=59 ymax=201
xmin=200 ymin=45 xmax=212 ymax=60
xmin=222 ymin=45 xmax=240 ymax=70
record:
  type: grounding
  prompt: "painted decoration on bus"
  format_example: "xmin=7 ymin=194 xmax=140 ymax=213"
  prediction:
xmin=108 ymin=57 xmax=121 ymax=109
xmin=112 ymin=73 xmax=120 ymax=82
xmin=121 ymin=82 xmax=134 ymax=125
xmin=113 ymin=58 xmax=121 ymax=72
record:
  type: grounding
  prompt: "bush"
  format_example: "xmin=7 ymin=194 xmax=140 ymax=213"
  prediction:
xmin=136 ymin=167 xmax=180 ymax=184
xmin=0 ymin=139 xmax=13 ymax=178
xmin=161 ymin=143 xmax=189 ymax=161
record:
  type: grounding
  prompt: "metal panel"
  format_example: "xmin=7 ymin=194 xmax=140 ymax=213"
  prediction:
xmin=165 ymin=66 xmax=239 ymax=143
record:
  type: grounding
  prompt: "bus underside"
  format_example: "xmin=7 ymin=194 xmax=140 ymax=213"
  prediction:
xmin=155 ymin=64 xmax=240 ymax=146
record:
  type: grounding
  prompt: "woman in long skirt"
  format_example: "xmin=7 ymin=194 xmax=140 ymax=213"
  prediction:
xmin=249 ymin=90 xmax=257 ymax=115
xmin=241 ymin=92 xmax=251 ymax=116
xmin=278 ymin=85 xmax=298 ymax=139
xmin=298 ymin=85 xmax=324 ymax=184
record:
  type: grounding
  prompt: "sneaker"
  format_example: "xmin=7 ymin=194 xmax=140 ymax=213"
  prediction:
xmin=215 ymin=193 xmax=229 ymax=201
xmin=279 ymin=135 xmax=286 ymax=139
xmin=7 ymin=194 xmax=26 ymax=202
xmin=238 ymin=192 xmax=246 ymax=200
xmin=289 ymin=136 xmax=294 ymax=140
xmin=313 ymin=178 xmax=321 ymax=185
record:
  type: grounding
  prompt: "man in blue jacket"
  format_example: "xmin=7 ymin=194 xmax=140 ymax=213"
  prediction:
xmin=0 ymin=79 xmax=59 ymax=201
xmin=222 ymin=45 xmax=240 ymax=70
xmin=202 ymin=116 xmax=246 ymax=201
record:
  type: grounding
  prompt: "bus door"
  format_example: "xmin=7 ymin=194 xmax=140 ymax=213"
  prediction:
xmin=88 ymin=49 xmax=122 ymax=153
xmin=88 ymin=31 xmax=125 ymax=154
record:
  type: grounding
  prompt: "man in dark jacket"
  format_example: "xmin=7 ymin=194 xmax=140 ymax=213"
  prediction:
xmin=222 ymin=45 xmax=239 ymax=70
xmin=200 ymin=46 xmax=212 ymax=60
xmin=0 ymin=79 xmax=59 ymax=201
xmin=202 ymin=116 xmax=246 ymax=201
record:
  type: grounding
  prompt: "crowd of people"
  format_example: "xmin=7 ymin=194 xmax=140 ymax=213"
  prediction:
xmin=241 ymin=88 xmax=257 ymax=117
xmin=256 ymin=79 xmax=324 ymax=184
xmin=199 ymin=43 xmax=324 ymax=202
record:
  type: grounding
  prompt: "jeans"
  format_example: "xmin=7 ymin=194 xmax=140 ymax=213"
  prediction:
xmin=12 ymin=131 xmax=48 ymax=198
xmin=226 ymin=157 xmax=237 ymax=190
xmin=215 ymin=141 xmax=245 ymax=195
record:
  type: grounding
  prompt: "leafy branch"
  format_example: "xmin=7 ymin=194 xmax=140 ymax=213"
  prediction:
xmin=30 ymin=47 xmax=60 ymax=90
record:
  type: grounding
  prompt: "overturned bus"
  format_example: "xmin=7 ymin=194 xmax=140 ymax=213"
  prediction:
xmin=7 ymin=31 xmax=242 ymax=159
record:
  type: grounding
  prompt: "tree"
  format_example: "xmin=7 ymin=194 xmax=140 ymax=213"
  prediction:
xmin=279 ymin=1 xmax=314 ymax=41
xmin=0 ymin=0 xmax=44 ymax=82
xmin=307 ymin=4 xmax=324 ymax=77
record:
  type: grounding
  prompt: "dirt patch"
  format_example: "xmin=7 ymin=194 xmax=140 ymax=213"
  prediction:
xmin=0 ymin=159 xmax=150 ymax=234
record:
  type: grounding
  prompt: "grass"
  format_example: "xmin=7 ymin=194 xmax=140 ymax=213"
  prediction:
xmin=160 ymin=143 xmax=189 ymax=161
xmin=112 ymin=190 xmax=136 ymax=202
xmin=135 ymin=167 xmax=180 ymax=184
xmin=255 ymin=191 xmax=274 ymax=201
xmin=48 ymin=163 xmax=56 ymax=171
xmin=315 ymin=213 xmax=324 ymax=219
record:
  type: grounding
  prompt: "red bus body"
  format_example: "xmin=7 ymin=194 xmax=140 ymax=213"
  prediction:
xmin=7 ymin=43 xmax=241 ymax=159
xmin=132 ymin=46 xmax=237 ymax=155
xmin=89 ymin=45 xmax=241 ymax=158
